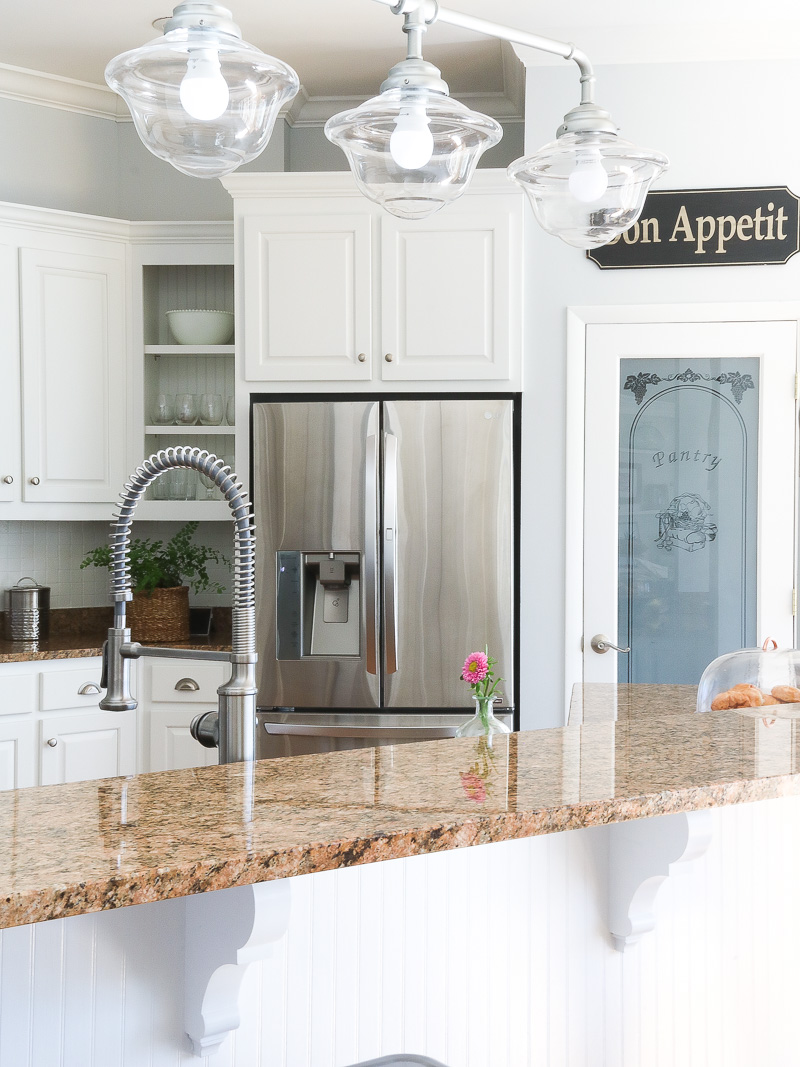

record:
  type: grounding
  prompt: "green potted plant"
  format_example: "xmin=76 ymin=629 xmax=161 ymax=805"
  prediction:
xmin=81 ymin=522 xmax=229 ymax=643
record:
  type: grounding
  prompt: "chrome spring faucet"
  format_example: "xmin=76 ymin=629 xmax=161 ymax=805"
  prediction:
xmin=99 ymin=447 xmax=257 ymax=764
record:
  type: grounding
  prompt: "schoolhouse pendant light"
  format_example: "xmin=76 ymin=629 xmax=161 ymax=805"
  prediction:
xmin=324 ymin=4 xmax=502 ymax=220
xmin=105 ymin=1 xmax=299 ymax=179
xmin=105 ymin=0 xmax=668 ymax=246
xmin=507 ymin=103 xmax=669 ymax=250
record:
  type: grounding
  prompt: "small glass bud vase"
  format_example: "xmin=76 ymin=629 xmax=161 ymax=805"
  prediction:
xmin=456 ymin=695 xmax=511 ymax=738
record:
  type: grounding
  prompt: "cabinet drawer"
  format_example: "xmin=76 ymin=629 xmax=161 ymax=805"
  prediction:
xmin=40 ymin=662 xmax=103 ymax=711
xmin=149 ymin=660 xmax=227 ymax=704
xmin=0 ymin=671 xmax=36 ymax=716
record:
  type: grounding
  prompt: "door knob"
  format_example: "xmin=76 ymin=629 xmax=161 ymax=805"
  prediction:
xmin=46 ymin=737 xmax=58 ymax=747
xmin=590 ymin=633 xmax=631 ymax=655
xmin=2 ymin=475 xmax=12 ymax=484
xmin=384 ymin=352 xmax=394 ymax=362
xmin=29 ymin=476 xmax=40 ymax=485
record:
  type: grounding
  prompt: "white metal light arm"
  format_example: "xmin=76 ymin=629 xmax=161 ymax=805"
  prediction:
xmin=371 ymin=0 xmax=597 ymax=103
xmin=368 ymin=0 xmax=668 ymax=249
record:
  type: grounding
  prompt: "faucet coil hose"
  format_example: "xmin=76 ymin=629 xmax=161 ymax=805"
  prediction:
xmin=108 ymin=447 xmax=257 ymax=656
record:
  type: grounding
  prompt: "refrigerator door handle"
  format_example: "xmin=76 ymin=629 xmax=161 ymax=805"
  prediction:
xmin=365 ymin=432 xmax=379 ymax=675
xmin=263 ymin=723 xmax=458 ymax=739
xmin=383 ymin=431 xmax=399 ymax=674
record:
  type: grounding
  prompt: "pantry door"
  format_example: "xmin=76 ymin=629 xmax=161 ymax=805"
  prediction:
xmin=566 ymin=309 xmax=798 ymax=695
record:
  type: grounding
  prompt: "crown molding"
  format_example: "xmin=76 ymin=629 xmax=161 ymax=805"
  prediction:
xmin=0 ymin=56 xmax=524 ymax=126
xmin=0 ymin=62 xmax=130 ymax=120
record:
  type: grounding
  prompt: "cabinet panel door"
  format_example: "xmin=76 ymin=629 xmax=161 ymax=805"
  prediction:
xmin=0 ymin=241 xmax=20 ymax=501
xmin=0 ymin=720 xmax=35 ymax=790
xmin=243 ymin=213 xmax=372 ymax=381
xmin=39 ymin=710 xmax=136 ymax=785
xmin=380 ymin=208 xmax=519 ymax=382
xmin=149 ymin=707 xmax=218 ymax=772
xmin=19 ymin=244 xmax=126 ymax=502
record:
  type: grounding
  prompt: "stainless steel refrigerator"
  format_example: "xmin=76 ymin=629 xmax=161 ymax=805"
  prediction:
xmin=251 ymin=396 xmax=518 ymax=758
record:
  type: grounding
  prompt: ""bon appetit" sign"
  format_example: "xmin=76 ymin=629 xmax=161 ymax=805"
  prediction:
xmin=587 ymin=187 xmax=800 ymax=269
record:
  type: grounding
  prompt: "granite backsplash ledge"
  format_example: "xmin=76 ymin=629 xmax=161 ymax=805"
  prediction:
xmin=0 ymin=606 xmax=232 ymax=662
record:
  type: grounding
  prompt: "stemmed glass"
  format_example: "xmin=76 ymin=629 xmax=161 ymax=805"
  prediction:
xmin=199 ymin=470 xmax=217 ymax=500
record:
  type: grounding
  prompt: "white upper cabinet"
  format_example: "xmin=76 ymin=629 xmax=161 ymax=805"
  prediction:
xmin=380 ymin=209 xmax=516 ymax=382
xmin=0 ymin=240 xmax=21 ymax=502
xmin=224 ymin=172 xmax=523 ymax=389
xmin=0 ymin=205 xmax=128 ymax=518
xmin=20 ymin=244 xmax=126 ymax=503
xmin=242 ymin=211 xmax=372 ymax=382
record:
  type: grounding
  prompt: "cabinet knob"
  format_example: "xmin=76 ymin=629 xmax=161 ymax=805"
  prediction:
xmin=175 ymin=677 xmax=200 ymax=692
xmin=78 ymin=682 xmax=102 ymax=696
xmin=357 ymin=352 xmax=367 ymax=363
xmin=384 ymin=352 xmax=394 ymax=363
xmin=2 ymin=475 xmax=12 ymax=485
xmin=29 ymin=476 xmax=40 ymax=486
xmin=46 ymin=737 xmax=58 ymax=748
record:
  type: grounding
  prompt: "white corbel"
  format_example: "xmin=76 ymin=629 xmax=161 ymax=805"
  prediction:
xmin=184 ymin=879 xmax=292 ymax=1056
xmin=607 ymin=810 xmax=713 ymax=950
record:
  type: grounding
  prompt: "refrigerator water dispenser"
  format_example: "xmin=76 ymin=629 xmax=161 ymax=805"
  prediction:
xmin=276 ymin=551 xmax=360 ymax=659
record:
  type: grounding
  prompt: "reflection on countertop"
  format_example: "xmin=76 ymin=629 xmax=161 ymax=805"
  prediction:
xmin=2 ymin=683 xmax=799 ymax=931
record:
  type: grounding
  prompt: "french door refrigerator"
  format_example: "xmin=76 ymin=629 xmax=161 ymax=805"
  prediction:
xmin=251 ymin=395 xmax=518 ymax=758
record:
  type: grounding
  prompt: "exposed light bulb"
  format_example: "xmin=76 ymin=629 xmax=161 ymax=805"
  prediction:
xmin=568 ymin=152 xmax=609 ymax=202
xmin=389 ymin=106 xmax=434 ymax=170
xmin=179 ymin=49 xmax=230 ymax=121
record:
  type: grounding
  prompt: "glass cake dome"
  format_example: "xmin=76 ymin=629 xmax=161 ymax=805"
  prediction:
xmin=696 ymin=640 xmax=800 ymax=714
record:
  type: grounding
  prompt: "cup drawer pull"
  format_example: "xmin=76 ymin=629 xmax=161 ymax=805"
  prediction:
xmin=175 ymin=677 xmax=200 ymax=692
xmin=78 ymin=682 xmax=102 ymax=696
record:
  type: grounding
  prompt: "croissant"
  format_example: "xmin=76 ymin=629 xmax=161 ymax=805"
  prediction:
xmin=711 ymin=687 xmax=763 ymax=710
xmin=771 ymin=685 xmax=800 ymax=704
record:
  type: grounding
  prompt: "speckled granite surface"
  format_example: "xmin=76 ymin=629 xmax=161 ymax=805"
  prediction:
xmin=1 ymin=683 xmax=799 ymax=930
xmin=0 ymin=607 xmax=233 ymax=661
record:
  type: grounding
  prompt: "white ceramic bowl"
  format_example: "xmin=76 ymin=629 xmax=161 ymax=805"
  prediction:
xmin=166 ymin=309 xmax=234 ymax=346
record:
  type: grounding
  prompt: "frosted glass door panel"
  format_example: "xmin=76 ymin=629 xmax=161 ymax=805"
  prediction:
xmin=618 ymin=359 xmax=759 ymax=683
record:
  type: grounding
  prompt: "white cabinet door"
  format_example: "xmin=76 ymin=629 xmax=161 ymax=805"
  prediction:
xmin=0 ymin=720 xmax=36 ymax=790
xmin=149 ymin=707 xmax=218 ymax=772
xmin=19 ymin=243 xmax=126 ymax=503
xmin=39 ymin=710 xmax=136 ymax=785
xmin=0 ymin=241 xmax=20 ymax=502
xmin=242 ymin=212 xmax=372 ymax=382
xmin=380 ymin=205 xmax=520 ymax=382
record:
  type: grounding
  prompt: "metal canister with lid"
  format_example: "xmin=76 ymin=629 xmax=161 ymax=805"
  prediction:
xmin=4 ymin=577 xmax=50 ymax=642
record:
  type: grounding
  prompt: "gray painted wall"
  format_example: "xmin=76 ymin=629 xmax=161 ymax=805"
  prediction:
xmin=0 ymin=96 xmax=523 ymax=220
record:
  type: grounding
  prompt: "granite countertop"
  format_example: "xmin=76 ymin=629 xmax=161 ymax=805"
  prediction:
xmin=0 ymin=607 xmax=233 ymax=662
xmin=3 ymin=683 xmax=800 ymax=931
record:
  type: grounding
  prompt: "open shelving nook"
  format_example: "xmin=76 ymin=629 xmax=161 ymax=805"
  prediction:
xmin=130 ymin=230 xmax=235 ymax=521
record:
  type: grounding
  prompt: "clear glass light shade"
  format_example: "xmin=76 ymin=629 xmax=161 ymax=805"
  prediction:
xmin=507 ymin=131 xmax=669 ymax=249
xmin=325 ymin=87 xmax=502 ymax=220
xmin=105 ymin=26 xmax=299 ymax=179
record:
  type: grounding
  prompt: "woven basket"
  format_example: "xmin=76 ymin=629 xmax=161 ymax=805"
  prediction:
xmin=128 ymin=585 xmax=190 ymax=643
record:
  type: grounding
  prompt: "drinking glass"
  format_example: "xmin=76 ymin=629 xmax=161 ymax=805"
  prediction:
xmin=198 ymin=393 xmax=224 ymax=425
xmin=151 ymin=393 xmax=175 ymax=425
xmin=226 ymin=397 xmax=235 ymax=425
xmin=176 ymin=394 xmax=198 ymax=425
xmin=168 ymin=468 xmax=193 ymax=500
xmin=151 ymin=473 xmax=169 ymax=500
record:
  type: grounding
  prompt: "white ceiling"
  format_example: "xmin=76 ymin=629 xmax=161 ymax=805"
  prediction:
xmin=2 ymin=0 xmax=800 ymax=109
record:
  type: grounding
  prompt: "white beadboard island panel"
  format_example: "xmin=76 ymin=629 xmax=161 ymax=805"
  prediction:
xmin=2 ymin=796 xmax=800 ymax=1066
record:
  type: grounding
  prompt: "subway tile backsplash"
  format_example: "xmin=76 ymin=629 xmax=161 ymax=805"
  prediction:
xmin=0 ymin=522 xmax=232 ymax=609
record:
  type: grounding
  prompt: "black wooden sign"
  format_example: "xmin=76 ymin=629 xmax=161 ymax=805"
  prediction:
xmin=587 ymin=186 xmax=800 ymax=269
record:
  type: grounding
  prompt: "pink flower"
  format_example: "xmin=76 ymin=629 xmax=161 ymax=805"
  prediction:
xmin=462 ymin=651 xmax=489 ymax=683
xmin=460 ymin=772 xmax=487 ymax=803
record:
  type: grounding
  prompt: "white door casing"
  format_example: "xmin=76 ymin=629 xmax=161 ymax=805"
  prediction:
xmin=566 ymin=304 xmax=798 ymax=716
